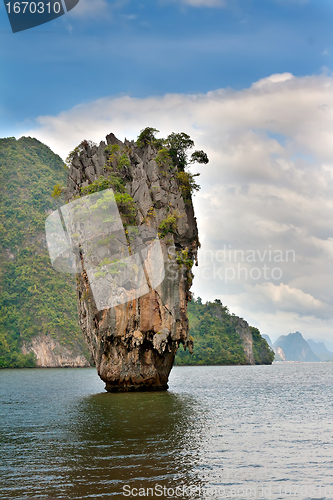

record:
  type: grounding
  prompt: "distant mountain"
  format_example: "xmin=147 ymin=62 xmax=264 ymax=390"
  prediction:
xmin=315 ymin=338 xmax=333 ymax=352
xmin=274 ymin=346 xmax=286 ymax=362
xmin=262 ymin=334 xmax=272 ymax=347
xmin=307 ymin=339 xmax=333 ymax=362
xmin=0 ymin=137 xmax=90 ymax=368
xmin=273 ymin=332 xmax=320 ymax=362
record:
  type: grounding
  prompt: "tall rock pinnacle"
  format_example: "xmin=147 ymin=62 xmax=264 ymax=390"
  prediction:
xmin=63 ymin=131 xmax=202 ymax=391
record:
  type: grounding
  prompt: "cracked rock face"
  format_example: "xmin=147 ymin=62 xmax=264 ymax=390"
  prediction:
xmin=64 ymin=133 xmax=199 ymax=391
xmin=21 ymin=335 xmax=90 ymax=368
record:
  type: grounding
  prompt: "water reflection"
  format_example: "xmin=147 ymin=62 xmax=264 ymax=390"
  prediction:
xmin=53 ymin=391 xmax=205 ymax=498
xmin=3 ymin=365 xmax=333 ymax=500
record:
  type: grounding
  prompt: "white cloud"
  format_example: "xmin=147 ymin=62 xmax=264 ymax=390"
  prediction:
xmin=253 ymin=72 xmax=294 ymax=87
xmin=24 ymin=72 xmax=333 ymax=340
xmin=245 ymin=283 xmax=328 ymax=318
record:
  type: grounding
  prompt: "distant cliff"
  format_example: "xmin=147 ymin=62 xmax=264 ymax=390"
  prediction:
xmin=273 ymin=332 xmax=320 ymax=362
xmin=64 ymin=129 xmax=206 ymax=391
xmin=21 ymin=335 xmax=90 ymax=367
xmin=175 ymin=299 xmax=274 ymax=365
xmin=262 ymin=334 xmax=272 ymax=347
xmin=307 ymin=339 xmax=333 ymax=361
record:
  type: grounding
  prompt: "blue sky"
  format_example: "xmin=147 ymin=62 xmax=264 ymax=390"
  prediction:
xmin=1 ymin=0 xmax=333 ymax=341
xmin=1 ymin=0 xmax=332 ymax=136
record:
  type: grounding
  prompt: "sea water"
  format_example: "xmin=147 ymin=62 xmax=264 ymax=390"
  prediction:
xmin=1 ymin=363 xmax=333 ymax=499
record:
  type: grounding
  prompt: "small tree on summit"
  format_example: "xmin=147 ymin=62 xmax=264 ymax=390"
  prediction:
xmin=166 ymin=132 xmax=194 ymax=170
xmin=165 ymin=132 xmax=209 ymax=171
xmin=136 ymin=127 xmax=209 ymax=201
xmin=136 ymin=127 xmax=209 ymax=171
xmin=136 ymin=127 xmax=160 ymax=148
xmin=190 ymin=149 xmax=209 ymax=166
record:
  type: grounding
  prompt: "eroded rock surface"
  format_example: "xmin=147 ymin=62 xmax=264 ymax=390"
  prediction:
xmin=21 ymin=335 xmax=90 ymax=368
xmin=64 ymin=134 xmax=199 ymax=391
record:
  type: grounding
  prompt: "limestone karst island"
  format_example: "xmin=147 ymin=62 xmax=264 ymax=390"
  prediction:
xmin=0 ymin=129 xmax=274 ymax=387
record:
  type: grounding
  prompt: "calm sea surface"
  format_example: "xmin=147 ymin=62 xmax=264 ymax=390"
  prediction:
xmin=1 ymin=364 xmax=333 ymax=500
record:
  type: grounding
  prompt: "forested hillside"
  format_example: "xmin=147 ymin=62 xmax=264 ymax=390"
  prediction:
xmin=0 ymin=137 xmax=273 ymax=369
xmin=175 ymin=298 xmax=274 ymax=365
xmin=0 ymin=137 xmax=89 ymax=368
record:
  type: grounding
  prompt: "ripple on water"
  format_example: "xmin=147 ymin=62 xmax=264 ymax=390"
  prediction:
xmin=1 ymin=364 xmax=333 ymax=499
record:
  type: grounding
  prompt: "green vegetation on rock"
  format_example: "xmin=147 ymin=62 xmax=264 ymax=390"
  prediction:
xmin=176 ymin=171 xmax=201 ymax=200
xmin=175 ymin=298 xmax=274 ymax=366
xmin=136 ymin=127 xmax=162 ymax=149
xmin=136 ymin=127 xmax=208 ymax=205
xmin=0 ymin=135 xmax=273 ymax=370
xmin=250 ymin=326 xmax=275 ymax=364
xmin=0 ymin=137 xmax=89 ymax=368
xmin=81 ymin=173 xmax=125 ymax=196
xmin=80 ymin=173 xmax=136 ymax=226
xmin=158 ymin=212 xmax=179 ymax=238
xmin=155 ymin=148 xmax=172 ymax=167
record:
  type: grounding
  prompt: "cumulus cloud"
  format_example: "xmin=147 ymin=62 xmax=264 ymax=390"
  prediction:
xmin=24 ymin=72 xmax=333 ymax=340
xmin=245 ymin=283 xmax=328 ymax=318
